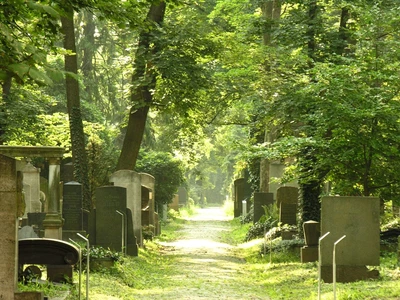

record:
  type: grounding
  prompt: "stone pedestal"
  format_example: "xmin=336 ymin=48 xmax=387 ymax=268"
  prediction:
xmin=301 ymin=246 xmax=318 ymax=263
xmin=321 ymin=265 xmax=379 ymax=283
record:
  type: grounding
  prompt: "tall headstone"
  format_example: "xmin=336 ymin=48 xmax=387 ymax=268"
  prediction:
xmin=233 ymin=178 xmax=252 ymax=218
xmin=62 ymin=181 xmax=85 ymax=240
xmin=22 ymin=161 xmax=42 ymax=215
xmin=0 ymin=154 xmax=18 ymax=298
xmin=95 ymin=186 xmax=137 ymax=255
xmin=95 ymin=186 xmax=126 ymax=252
xmin=277 ymin=186 xmax=298 ymax=225
xmin=320 ymin=196 xmax=380 ymax=282
xmin=110 ymin=170 xmax=142 ymax=248
xmin=253 ymin=192 xmax=274 ymax=223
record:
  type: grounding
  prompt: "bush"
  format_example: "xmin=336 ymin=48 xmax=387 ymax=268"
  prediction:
xmin=245 ymin=216 xmax=278 ymax=242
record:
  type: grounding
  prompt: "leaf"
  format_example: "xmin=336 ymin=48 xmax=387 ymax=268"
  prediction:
xmin=8 ymin=63 xmax=30 ymax=79
xmin=29 ymin=67 xmax=53 ymax=85
xmin=42 ymin=5 xmax=60 ymax=18
xmin=46 ymin=68 xmax=64 ymax=82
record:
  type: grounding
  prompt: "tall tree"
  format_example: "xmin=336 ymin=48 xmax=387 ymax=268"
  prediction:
xmin=61 ymin=5 xmax=91 ymax=209
xmin=117 ymin=2 xmax=166 ymax=170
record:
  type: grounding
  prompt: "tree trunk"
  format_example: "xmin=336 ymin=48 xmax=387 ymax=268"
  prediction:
xmin=81 ymin=10 xmax=95 ymax=103
xmin=298 ymin=1 xmax=321 ymax=226
xmin=61 ymin=7 xmax=91 ymax=209
xmin=259 ymin=0 xmax=281 ymax=192
xmin=116 ymin=2 xmax=166 ymax=170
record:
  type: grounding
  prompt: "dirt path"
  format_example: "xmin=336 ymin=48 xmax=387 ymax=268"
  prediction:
xmin=150 ymin=206 xmax=270 ymax=300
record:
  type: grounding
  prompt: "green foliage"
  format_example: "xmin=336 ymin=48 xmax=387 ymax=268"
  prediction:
xmin=245 ymin=217 xmax=278 ymax=242
xmin=136 ymin=151 xmax=185 ymax=208
xmin=81 ymin=245 xmax=123 ymax=262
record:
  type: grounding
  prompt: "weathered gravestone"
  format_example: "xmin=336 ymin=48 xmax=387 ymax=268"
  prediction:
xmin=95 ymin=186 xmax=137 ymax=256
xmin=301 ymin=220 xmax=320 ymax=263
xmin=233 ymin=178 xmax=252 ymax=218
xmin=253 ymin=192 xmax=274 ymax=223
xmin=320 ymin=196 xmax=380 ymax=283
xmin=277 ymin=186 xmax=298 ymax=226
xmin=110 ymin=170 xmax=142 ymax=247
xmin=22 ymin=161 xmax=42 ymax=216
xmin=62 ymin=181 xmax=86 ymax=241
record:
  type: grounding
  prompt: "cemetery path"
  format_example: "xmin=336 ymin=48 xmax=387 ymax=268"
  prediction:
xmin=134 ymin=207 xmax=270 ymax=300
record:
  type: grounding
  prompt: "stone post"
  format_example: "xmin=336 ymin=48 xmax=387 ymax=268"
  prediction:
xmin=43 ymin=158 xmax=63 ymax=239
xmin=0 ymin=155 xmax=18 ymax=298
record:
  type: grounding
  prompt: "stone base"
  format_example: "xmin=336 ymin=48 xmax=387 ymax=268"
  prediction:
xmin=14 ymin=292 xmax=44 ymax=300
xmin=301 ymin=246 xmax=318 ymax=263
xmin=321 ymin=265 xmax=379 ymax=283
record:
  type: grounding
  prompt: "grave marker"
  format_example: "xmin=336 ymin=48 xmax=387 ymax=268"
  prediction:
xmin=277 ymin=186 xmax=298 ymax=226
xmin=253 ymin=192 xmax=274 ymax=223
xmin=95 ymin=186 xmax=126 ymax=252
xmin=320 ymin=196 xmax=380 ymax=282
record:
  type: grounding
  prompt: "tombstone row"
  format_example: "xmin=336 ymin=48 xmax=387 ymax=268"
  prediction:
xmin=233 ymin=178 xmax=381 ymax=283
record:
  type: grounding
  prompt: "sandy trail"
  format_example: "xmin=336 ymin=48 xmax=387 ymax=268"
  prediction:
xmin=147 ymin=206 xmax=269 ymax=300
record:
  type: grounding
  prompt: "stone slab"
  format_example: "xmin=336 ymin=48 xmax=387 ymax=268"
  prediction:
xmin=321 ymin=196 xmax=380 ymax=267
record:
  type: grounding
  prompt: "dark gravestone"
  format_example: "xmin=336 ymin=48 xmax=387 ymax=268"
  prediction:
xmin=96 ymin=186 xmax=127 ymax=252
xmin=277 ymin=186 xmax=298 ymax=226
xmin=126 ymin=208 xmax=138 ymax=256
xmin=27 ymin=212 xmax=46 ymax=237
xmin=62 ymin=182 xmax=83 ymax=231
xmin=280 ymin=204 xmax=297 ymax=225
xmin=233 ymin=178 xmax=252 ymax=218
xmin=253 ymin=192 xmax=274 ymax=223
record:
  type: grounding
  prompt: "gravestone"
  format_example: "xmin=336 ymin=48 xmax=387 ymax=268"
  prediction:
xmin=95 ymin=186 xmax=126 ymax=252
xmin=233 ymin=178 xmax=252 ymax=218
xmin=27 ymin=212 xmax=46 ymax=237
xmin=110 ymin=170 xmax=142 ymax=248
xmin=95 ymin=186 xmax=137 ymax=255
xmin=301 ymin=220 xmax=320 ymax=263
xmin=0 ymin=155 xmax=19 ymax=298
xmin=140 ymin=173 xmax=155 ymax=229
xmin=320 ymin=196 xmax=380 ymax=282
xmin=62 ymin=181 xmax=86 ymax=241
xmin=253 ymin=192 xmax=274 ymax=223
xmin=22 ymin=161 xmax=42 ymax=216
xmin=277 ymin=186 xmax=298 ymax=226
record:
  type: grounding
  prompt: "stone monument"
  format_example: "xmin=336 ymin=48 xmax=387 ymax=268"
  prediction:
xmin=320 ymin=196 xmax=380 ymax=282
xmin=277 ymin=186 xmax=298 ymax=226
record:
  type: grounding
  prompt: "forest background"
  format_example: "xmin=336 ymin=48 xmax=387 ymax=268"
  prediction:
xmin=1 ymin=0 xmax=400 ymax=223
